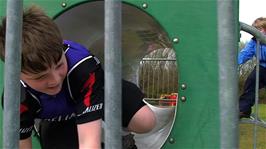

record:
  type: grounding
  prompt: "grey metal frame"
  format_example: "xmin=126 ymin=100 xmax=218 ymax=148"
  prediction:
xmin=139 ymin=57 xmax=177 ymax=100
xmin=3 ymin=0 xmax=23 ymax=148
xmin=240 ymin=22 xmax=266 ymax=44
xmin=218 ymin=0 xmax=239 ymax=148
xmin=104 ymin=0 xmax=122 ymax=149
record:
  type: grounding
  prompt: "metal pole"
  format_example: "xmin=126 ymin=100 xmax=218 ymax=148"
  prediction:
xmin=104 ymin=0 xmax=122 ymax=149
xmin=253 ymin=40 xmax=260 ymax=149
xmin=240 ymin=22 xmax=266 ymax=44
xmin=217 ymin=0 xmax=239 ymax=148
xmin=3 ymin=0 xmax=23 ymax=148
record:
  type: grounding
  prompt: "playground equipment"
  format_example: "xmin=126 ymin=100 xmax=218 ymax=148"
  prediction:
xmin=2 ymin=0 xmax=264 ymax=149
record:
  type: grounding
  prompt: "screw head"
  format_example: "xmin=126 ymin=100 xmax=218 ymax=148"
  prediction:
xmin=181 ymin=96 xmax=186 ymax=102
xmin=181 ymin=84 xmax=187 ymax=90
xmin=169 ymin=137 xmax=175 ymax=144
xmin=61 ymin=2 xmax=67 ymax=8
xmin=142 ymin=3 xmax=148 ymax=9
xmin=172 ymin=37 xmax=179 ymax=43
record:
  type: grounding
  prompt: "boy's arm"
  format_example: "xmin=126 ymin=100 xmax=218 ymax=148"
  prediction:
xmin=19 ymin=137 xmax=32 ymax=149
xmin=238 ymin=39 xmax=256 ymax=64
xmin=77 ymin=119 xmax=102 ymax=149
xmin=68 ymin=57 xmax=104 ymax=148
xmin=74 ymin=68 xmax=103 ymax=148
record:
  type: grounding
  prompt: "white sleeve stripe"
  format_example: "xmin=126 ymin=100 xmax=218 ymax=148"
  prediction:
xmin=67 ymin=56 xmax=93 ymax=75
xmin=64 ymin=44 xmax=70 ymax=53
xmin=67 ymin=56 xmax=94 ymax=99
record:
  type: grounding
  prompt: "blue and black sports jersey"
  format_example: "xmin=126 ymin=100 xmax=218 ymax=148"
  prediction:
xmin=19 ymin=40 xmax=104 ymax=139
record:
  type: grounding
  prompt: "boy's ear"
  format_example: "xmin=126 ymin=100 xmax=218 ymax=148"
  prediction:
xmin=262 ymin=29 xmax=266 ymax=34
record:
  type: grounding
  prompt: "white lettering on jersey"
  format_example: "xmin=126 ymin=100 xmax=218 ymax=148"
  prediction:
xmin=77 ymin=103 xmax=103 ymax=117
xmin=20 ymin=126 xmax=33 ymax=134
xmin=44 ymin=113 xmax=76 ymax=122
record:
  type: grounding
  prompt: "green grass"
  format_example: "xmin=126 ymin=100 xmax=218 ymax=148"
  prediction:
xmin=240 ymin=104 xmax=266 ymax=149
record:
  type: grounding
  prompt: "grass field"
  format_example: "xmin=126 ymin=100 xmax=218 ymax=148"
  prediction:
xmin=239 ymin=104 xmax=266 ymax=149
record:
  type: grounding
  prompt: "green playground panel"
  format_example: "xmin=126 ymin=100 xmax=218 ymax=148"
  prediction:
xmin=0 ymin=0 xmax=239 ymax=148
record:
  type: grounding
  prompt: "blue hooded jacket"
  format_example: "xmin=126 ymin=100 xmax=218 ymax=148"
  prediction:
xmin=238 ymin=38 xmax=266 ymax=67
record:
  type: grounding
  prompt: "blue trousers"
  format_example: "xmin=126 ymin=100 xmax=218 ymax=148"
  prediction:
xmin=239 ymin=66 xmax=266 ymax=113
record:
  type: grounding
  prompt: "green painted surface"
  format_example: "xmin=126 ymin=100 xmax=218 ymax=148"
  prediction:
xmin=0 ymin=0 xmax=239 ymax=148
xmin=125 ymin=0 xmax=221 ymax=148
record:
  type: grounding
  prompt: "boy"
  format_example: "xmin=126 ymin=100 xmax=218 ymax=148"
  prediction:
xmin=0 ymin=6 xmax=155 ymax=149
xmin=238 ymin=17 xmax=266 ymax=118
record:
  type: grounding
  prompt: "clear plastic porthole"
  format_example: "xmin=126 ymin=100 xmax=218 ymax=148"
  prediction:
xmin=55 ymin=1 xmax=178 ymax=148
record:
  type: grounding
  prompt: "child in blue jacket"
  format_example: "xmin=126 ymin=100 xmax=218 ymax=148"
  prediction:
xmin=238 ymin=17 xmax=266 ymax=118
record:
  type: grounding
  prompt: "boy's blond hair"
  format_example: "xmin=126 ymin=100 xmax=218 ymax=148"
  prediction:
xmin=0 ymin=5 xmax=63 ymax=74
xmin=252 ymin=17 xmax=266 ymax=30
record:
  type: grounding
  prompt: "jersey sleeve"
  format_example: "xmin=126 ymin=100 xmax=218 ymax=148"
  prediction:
xmin=2 ymin=85 xmax=39 ymax=140
xmin=67 ymin=56 xmax=104 ymax=124
xmin=20 ymin=102 xmax=35 ymax=139
xmin=121 ymin=80 xmax=146 ymax=127
xmin=20 ymin=86 xmax=42 ymax=140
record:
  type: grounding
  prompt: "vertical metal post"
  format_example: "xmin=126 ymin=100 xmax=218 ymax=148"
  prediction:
xmin=104 ymin=0 xmax=122 ymax=149
xmin=3 ymin=0 xmax=23 ymax=148
xmin=253 ymin=40 xmax=260 ymax=149
xmin=217 ymin=0 xmax=239 ymax=148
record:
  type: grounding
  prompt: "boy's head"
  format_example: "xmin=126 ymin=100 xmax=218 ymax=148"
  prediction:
xmin=0 ymin=5 xmax=67 ymax=95
xmin=252 ymin=17 xmax=266 ymax=33
xmin=0 ymin=5 xmax=63 ymax=74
